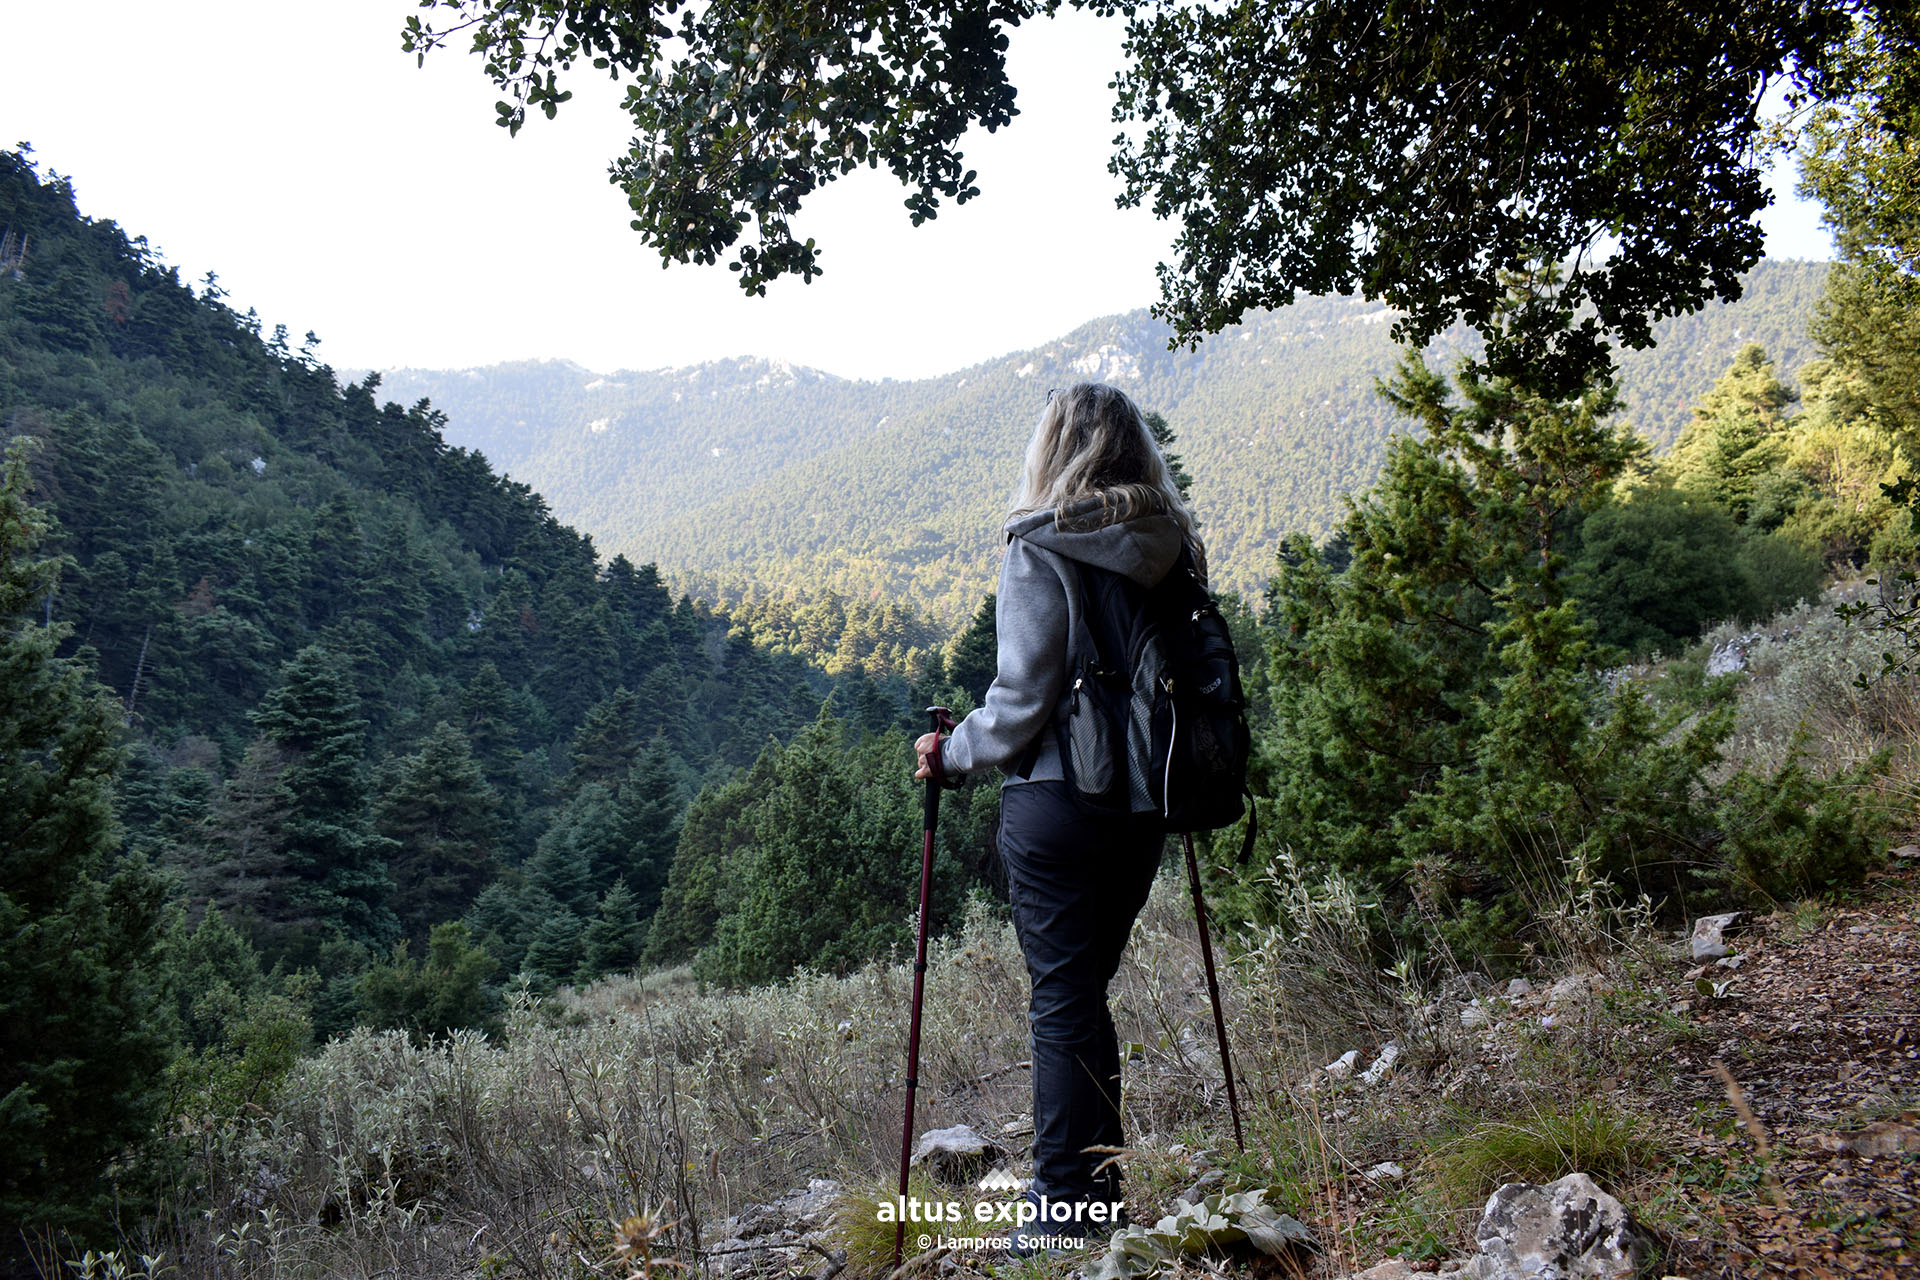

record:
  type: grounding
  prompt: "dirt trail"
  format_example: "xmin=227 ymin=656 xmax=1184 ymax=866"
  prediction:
xmin=1651 ymin=870 xmax=1920 ymax=1277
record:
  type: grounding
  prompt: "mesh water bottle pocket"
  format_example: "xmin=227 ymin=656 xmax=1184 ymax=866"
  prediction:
xmin=1068 ymin=698 xmax=1114 ymax=794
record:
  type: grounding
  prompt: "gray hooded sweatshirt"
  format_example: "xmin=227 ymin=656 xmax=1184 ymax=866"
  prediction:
xmin=943 ymin=498 xmax=1187 ymax=783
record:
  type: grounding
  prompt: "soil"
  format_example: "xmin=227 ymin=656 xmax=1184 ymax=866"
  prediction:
xmin=1326 ymin=867 xmax=1920 ymax=1279
xmin=1647 ymin=869 xmax=1920 ymax=1278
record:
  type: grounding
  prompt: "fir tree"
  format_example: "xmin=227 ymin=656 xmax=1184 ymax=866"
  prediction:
xmin=0 ymin=441 xmax=173 ymax=1248
xmin=577 ymin=879 xmax=646 ymax=982
xmin=529 ymin=784 xmax=617 ymax=917
xmin=522 ymin=908 xmax=585 ymax=992
xmin=250 ymin=645 xmax=398 ymax=952
xmin=610 ymin=735 xmax=684 ymax=918
xmin=465 ymin=880 xmax=531 ymax=975
xmin=357 ymin=922 xmax=500 ymax=1040
xmin=1667 ymin=345 xmax=1798 ymax=523
xmin=374 ymin=720 xmax=502 ymax=941
xmin=192 ymin=737 xmax=297 ymax=937
xmin=565 ymin=687 xmax=641 ymax=793
xmin=644 ymin=749 xmax=777 ymax=967
xmin=1263 ymin=341 xmax=1729 ymax=954
xmin=945 ymin=593 xmax=998 ymax=707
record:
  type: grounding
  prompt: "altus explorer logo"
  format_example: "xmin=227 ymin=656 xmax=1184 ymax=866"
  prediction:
xmin=873 ymin=1168 xmax=1122 ymax=1230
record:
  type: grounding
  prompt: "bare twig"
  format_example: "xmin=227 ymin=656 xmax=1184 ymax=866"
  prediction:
xmin=804 ymin=1240 xmax=848 ymax=1280
xmin=1711 ymin=1059 xmax=1789 ymax=1209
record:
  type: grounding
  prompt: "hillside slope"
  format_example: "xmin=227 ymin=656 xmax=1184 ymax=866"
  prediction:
xmin=379 ymin=264 xmax=1827 ymax=628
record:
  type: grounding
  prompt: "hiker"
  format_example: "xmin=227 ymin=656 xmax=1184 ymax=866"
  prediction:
xmin=914 ymin=382 xmax=1203 ymax=1247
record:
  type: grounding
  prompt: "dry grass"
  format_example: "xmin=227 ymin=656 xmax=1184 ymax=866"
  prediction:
xmin=130 ymin=874 xmax=1261 ymax=1279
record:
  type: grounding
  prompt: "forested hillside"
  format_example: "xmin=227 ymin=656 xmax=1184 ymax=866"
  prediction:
xmin=376 ymin=260 xmax=1826 ymax=630
xmin=0 ymin=149 xmax=1001 ymax=1254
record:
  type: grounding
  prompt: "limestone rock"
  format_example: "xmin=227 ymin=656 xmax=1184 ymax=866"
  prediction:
xmin=1705 ymin=635 xmax=1758 ymax=677
xmin=1546 ymin=972 xmax=1603 ymax=1007
xmin=1690 ymin=912 xmax=1741 ymax=961
xmin=910 ymin=1124 xmax=1001 ymax=1185
xmin=1360 ymin=1043 xmax=1402 ymax=1086
xmin=1347 ymin=1262 xmax=1419 ymax=1280
xmin=709 ymin=1179 xmax=843 ymax=1276
xmin=1470 ymin=1173 xmax=1644 ymax=1280
xmin=1178 ymin=1168 xmax=1225 ymax=1204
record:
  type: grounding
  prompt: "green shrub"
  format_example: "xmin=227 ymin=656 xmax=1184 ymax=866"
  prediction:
xmin=1712 ymin=740 xmax=1889 ymax=902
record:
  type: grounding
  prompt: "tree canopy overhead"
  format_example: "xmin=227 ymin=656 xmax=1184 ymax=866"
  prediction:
xmin=405 ymin=0 xmax=1892 ymax=390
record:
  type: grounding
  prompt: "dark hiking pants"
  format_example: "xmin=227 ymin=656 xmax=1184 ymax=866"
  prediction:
xmin=998 ymin=780 xmax=1163 ymax=1209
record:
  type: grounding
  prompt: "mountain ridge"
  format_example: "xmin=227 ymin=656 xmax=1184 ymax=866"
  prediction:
xmin=372 ymin=261 xmax=1828 ymax=629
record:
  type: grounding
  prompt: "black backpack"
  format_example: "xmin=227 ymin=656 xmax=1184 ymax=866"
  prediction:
xmin=1031 ymin=542 xmax=1255 ymax=854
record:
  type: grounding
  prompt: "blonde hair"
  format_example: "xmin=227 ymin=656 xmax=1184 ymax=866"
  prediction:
xmin=1011 ymin=381 xmax=1202 ymax=557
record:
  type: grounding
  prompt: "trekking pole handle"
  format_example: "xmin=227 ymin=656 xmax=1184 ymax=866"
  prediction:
xmin=923 ymin=706 xmax=957 ymax=824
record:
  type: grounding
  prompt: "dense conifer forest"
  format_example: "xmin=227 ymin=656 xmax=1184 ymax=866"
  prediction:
xmin=0 ymin=149 xmax=1004 ymax=1257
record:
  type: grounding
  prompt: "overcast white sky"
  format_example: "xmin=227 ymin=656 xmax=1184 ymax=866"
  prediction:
xmin=5 ymin=1 xmax=1835 ymax=381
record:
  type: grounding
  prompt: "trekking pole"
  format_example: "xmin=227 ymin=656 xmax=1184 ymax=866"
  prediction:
xmin=896 ymin=706 xmax=956 ymax=1270
xmin=1182 ymin=832 xmax=1245 ymax=1152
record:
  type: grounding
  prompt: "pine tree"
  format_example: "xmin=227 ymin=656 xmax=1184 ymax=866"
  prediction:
xmin=0 ymin=440 xmax=173 ymax=1248
xmin=374 ymin=721 xmax=502 ymax=941
xmin=250 ymin=645 xmax=398 ymax=952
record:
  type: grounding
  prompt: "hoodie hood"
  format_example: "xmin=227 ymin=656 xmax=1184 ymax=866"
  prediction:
xmin=1005 ymin=497 xmax=1185 ymax=587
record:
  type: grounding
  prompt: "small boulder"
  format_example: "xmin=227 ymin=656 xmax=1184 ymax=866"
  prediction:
xmin=910 ymin=1124 xmax=1001 ymax=1185
xmin=1360 ymin=1043 xmax=1402 ymax=1087
xmin=1325 ymin=1049 xmax=1361 ymax=1080
xmin=1347 ymin=1262 xmax=1420 ymax=1280
xmin=1546 ymin=973 xmax=1603 ymax=1007
xmin=1470 ymin=1173 xmax=1644 ymax=1280
xmin=1816 ymin=1120 xmax=1920 ymax=1158
xmin=1690 ymin=912 xmax=1741 ymax=961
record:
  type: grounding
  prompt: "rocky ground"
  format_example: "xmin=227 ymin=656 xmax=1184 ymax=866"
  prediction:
xmin=1645 ymin=873 xmax=1920 ymax=1278
xmin=1304 ymin=866 xmax=1920 ymax=1279
xmin=702 ymin=866 xmax=1920 ymax=1280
